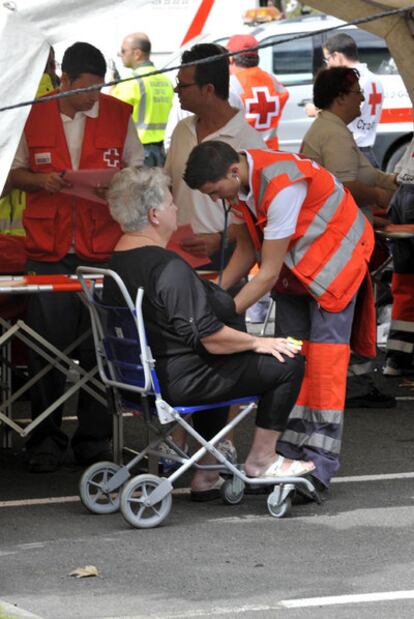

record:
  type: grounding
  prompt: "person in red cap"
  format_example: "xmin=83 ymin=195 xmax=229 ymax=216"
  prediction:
xmin=227 ymin=34 xmax=289 ymax=150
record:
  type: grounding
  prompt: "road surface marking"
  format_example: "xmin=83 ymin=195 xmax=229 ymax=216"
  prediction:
xmin=104 ymin=589 xmax=414 ymax=617
xmin=2 ymin=471 xmax=414 ymax=508
xmin=280 ymin=589 xmax=414 ymax=608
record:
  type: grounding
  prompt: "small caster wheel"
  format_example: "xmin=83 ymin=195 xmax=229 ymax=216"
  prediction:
xmin=221 ymin=477 xmax=245 ymax=505
xmin=120 ymin=474 xmax=172 ymax=529
xmin=267 ymin=492 xmax=291 ymax=518
xmin=79 ymin=461 xmax=122 ymax=514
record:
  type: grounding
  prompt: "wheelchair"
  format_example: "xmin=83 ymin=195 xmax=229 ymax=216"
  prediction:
xmin=77 ymin=266 xmax=319 ymax=528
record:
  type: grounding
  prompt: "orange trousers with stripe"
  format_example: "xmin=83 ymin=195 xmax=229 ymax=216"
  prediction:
xmin=272 ymin=292 xmax=355 ymax=487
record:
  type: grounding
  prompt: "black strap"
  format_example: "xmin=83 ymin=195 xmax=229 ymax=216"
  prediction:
xmin=218 ymin=199 xmax=233 ymax=287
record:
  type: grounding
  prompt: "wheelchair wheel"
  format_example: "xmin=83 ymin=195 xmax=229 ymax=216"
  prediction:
xmin=221 ymin=477 xmax=245 ymax=505
xmin=120 ymin=474 xmax=172 ymax=529
xmin=79 ymin=461 xmax=122 ymax=515
xmin=267 ymin=491 xmax=291 ymax=519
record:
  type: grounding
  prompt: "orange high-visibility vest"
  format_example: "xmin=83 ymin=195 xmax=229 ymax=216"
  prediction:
xmin=230 ymin=66 xmax=289 ymax=149
xmin=236 ymin=149 xmax=374 ymax=312
xmin=24 ymin=92 xmax=132 ymax=262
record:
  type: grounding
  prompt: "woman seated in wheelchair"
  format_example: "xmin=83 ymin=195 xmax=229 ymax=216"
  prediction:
xmin=103 ymin=167 xmax=315 ymax=499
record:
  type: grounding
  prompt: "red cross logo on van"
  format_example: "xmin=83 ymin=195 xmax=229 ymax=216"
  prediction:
xmin=245 ymin=87 xmax=280 ymax=130
xmin=103 ymin=148 xmax=120 ymax=167
xmin=368 ymin=83 xmax=382 ymax=116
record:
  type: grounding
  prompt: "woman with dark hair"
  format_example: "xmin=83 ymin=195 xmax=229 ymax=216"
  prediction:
xmin=301 ymin=67 xmax=397 ymax=221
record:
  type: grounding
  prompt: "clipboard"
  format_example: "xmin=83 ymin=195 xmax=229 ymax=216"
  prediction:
xmin=60 ymin=168 xmax=118 ymax=204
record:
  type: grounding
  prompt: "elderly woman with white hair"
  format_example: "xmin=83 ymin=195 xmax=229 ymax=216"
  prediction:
xmin=103 ymin=166 xmax=314 ymax=499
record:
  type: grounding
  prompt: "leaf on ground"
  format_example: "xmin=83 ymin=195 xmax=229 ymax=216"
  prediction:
xmin=69 ymin=565 xmax=100 ymax=578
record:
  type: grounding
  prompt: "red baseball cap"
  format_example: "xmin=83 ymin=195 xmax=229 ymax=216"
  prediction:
xmin=226 ymin=34 xmax=259 ymax=56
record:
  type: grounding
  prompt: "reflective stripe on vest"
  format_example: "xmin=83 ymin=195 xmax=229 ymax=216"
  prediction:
xmin=389 ymin=320 xmax=414 ymax=333
xmin=258 ymin=159 xmax=305 ymax=207
xmin=132 ymin=63 xmax=173 ymax=143
xmin=284 ymin=183 xmax=368 ymax=299
xmin=245 ymin=150 xmax=374 ymax=311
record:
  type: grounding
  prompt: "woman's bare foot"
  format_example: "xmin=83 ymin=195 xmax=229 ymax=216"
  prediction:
xmin=191 ymin=471 xmax=222 ymax=493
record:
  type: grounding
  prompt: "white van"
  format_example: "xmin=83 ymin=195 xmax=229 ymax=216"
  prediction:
xmin=215 ymin=13 xmax=413 ymax=171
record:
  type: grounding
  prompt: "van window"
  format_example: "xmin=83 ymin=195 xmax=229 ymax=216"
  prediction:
xmin=267 ymin=35 xmax=313 ymax=86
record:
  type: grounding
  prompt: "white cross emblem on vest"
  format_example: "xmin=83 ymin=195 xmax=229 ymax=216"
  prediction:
xmin=103 ymin=148 xmax=120 ymax=167
xmin=245 ymin=86 xmax=280 ymax=130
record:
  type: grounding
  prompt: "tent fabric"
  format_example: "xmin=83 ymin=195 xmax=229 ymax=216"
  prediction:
xmin=0 ymin=0 xmax=149 ymax=194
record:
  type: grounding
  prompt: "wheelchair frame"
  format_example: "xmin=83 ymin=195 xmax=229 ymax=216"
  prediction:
xmin=77 ymin=266 xmax=318 ymax=528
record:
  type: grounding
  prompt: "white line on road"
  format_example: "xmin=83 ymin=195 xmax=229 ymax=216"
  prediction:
xmin=332 ymin=471 xmax=414 ymax=483
xmin=281 ymin=589 xmax=414 ymax=608
xmin=0 ymin=496 xmax=80 ymax=508
xmin=104 ymin=590 xmax=414 ymax=618
xmin=2 ymin=470 xmax=414 ymax=508
xmin=0 ymin=598 xmax=44 ymax=618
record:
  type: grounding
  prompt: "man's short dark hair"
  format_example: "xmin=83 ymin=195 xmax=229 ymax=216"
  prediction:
xmin=184 ymin=141 xmax=239 ymax=189
xmin=181 ymin=43 xmax=229 ymax=100
xmin=324 ymin=33 xmax=359 ymax=61
xmin=233 ymin=54 xmax=259 ymax=68
xmin=61 ymin=42 xmax=106 ymax=81
xmin=313 ymin=67 xmax=360 ymax=109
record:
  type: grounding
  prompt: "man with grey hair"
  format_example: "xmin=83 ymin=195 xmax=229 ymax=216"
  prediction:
xmin=112 ymin=32 xmax=174 ymax=166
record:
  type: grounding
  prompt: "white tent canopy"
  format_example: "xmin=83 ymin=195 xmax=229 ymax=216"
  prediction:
xmin=0 ymin=0 xmax=150 ymax=193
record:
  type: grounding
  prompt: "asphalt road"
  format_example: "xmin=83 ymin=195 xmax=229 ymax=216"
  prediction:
xmin=1 ymin=351 xmax=414 ymax=619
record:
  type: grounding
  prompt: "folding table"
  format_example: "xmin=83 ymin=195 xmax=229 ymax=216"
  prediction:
xmin=0 ymin=274 xmax=106 ymax=448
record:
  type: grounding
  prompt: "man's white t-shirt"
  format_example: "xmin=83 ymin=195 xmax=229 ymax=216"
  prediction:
xmin=348 ymin=62 xmax=384 ymax=148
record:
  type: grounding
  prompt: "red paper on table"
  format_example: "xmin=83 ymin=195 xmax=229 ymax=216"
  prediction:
xmin=167 ymin=224 xmax=211 ymax=269
xmin=60 ymin=169 xmax=118 ymax=204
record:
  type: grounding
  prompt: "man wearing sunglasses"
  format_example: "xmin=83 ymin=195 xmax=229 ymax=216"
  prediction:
xmin=165 ymin=43 xmax=265 ymax=265
xmin=112 ymin=32 xmax=174 ymax=166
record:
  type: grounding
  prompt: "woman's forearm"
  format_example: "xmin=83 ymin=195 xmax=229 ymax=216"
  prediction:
xmin=201 ymin=325 xmax=259 ymax=354
xmin=201 ymin=326 xmax=301 ymax=362
xmin=344 ymin=179 xmax=393 ymax=209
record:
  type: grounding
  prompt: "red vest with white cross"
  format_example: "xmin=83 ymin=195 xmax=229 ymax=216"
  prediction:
xmin=23 ymin=92 xmax=132 ymax=262
xmin=230 ymin=66 xmax=289 ymax=149
xmin=234 ymin=149 xmax=374 ymax=312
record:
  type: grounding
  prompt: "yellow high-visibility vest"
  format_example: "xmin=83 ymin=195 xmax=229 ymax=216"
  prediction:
xmin=112 ymin=62 xmax=173 ymax=144
xmin=0 ymin=73 xmax=54 ymax=236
